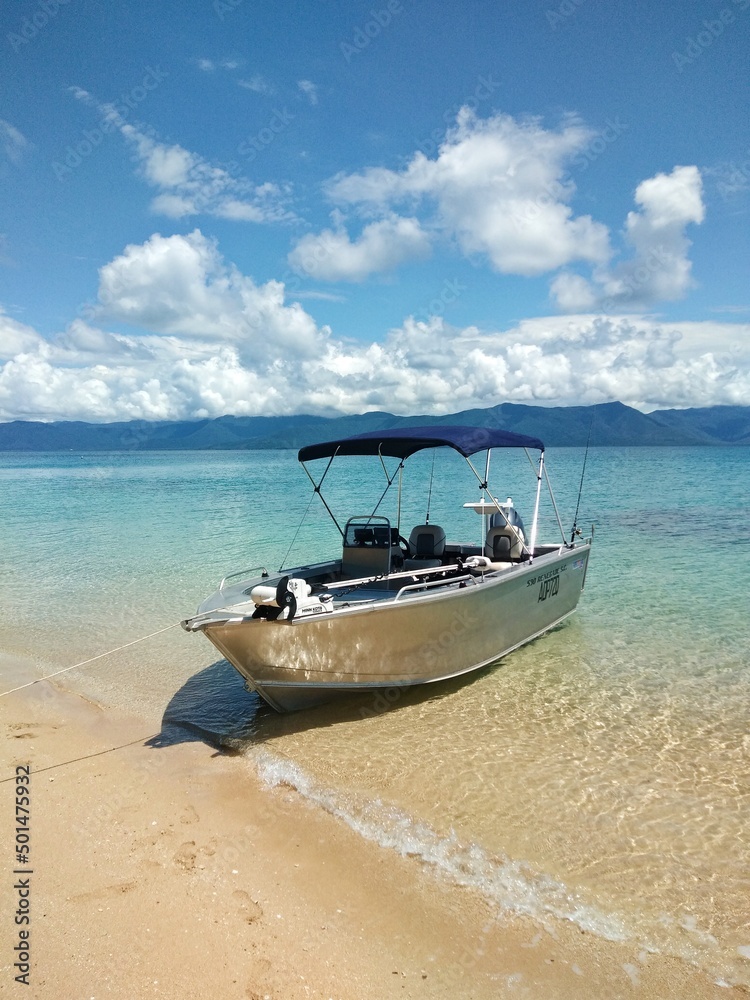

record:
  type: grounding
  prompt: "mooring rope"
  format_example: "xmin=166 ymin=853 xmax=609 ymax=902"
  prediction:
xmin=0 ymin=584 xmax=282 ymax=700
xmin=0 ymin=734 xmax=160 ymax=783
xmin=0 ymin=622 xmax=184 ymax=698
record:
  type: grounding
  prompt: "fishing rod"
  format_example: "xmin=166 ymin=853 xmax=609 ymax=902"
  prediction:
xmin=570 ymin=411 xmax=594 ymax=543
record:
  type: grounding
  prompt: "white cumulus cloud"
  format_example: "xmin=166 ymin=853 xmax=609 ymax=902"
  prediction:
xmin=1 ymin=232 xmax=749 ymax=423
xmin=291 ymin=112 xmax=705 ymax=314
xmin=96 ymin=230 xmax=327 ymax=360
xmin=551 ymin=165 xmax=705 ymax=311
xmin=288 ymin=216 xmax=431 ymax=282
xmin=293 ymin=109 xmax=612 ymax=279
xmin=70 ymin=88 xmax=295 ymax=224
xmin=0 ymin=311 xmax=47 ymax=360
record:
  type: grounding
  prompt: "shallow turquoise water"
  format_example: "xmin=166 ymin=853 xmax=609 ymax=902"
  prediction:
xmin=2 ymin=445 xmax=749 ymax=984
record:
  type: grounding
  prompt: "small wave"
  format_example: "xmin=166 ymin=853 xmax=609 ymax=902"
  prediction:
xmin=250 ymin=747 xmax=630 ymax=942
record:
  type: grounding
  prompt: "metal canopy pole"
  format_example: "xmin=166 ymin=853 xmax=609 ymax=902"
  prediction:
xmin=542 ymin=462 xmax=567 ymax=543
xmin=397 ymin=462 xmax=403 ymax=535
xmin=301 ymin=452 xmax=344 ymax=537
xmin=528 ymin=450 xmax=545 ymax=561
xmin=368 ymin=449 xmax=404 ymax=522
xmin=465 ymin=451 xmax=528 ymax=554
xmin=483 ymin=450 xmax=492 ymax=546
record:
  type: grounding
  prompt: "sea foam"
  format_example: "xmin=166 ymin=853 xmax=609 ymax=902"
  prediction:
xmin=250 ymin=746 xmax=630 ymax=942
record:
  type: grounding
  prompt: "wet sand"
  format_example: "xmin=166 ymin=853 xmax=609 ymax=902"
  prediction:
xmin=0 ymin=665 xmax=742 ymax=999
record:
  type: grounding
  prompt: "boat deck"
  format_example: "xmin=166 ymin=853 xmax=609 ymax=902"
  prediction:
xmin=334 ymin=587 xmax=398 ymax=604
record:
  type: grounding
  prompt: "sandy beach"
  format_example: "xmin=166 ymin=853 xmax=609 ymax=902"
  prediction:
xmin=0 ymin=660 xmax=742 ymax=1000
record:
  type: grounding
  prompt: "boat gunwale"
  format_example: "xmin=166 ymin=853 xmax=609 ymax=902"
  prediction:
xmin=188 ymin=541 xmax=591 ymax=630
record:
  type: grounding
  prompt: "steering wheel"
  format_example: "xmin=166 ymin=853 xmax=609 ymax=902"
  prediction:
xmin=398 ymin=534 xmax=412 ymax=558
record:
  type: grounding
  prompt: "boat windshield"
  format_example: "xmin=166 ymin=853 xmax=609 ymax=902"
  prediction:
xmin=343 ymin=517 xmax=395 ymax=549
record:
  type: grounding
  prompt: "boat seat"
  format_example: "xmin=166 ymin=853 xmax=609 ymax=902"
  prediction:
xmin=341 ymin=517 xmax=401 ymax=579
xmin=404 ymin=524 xmax=446 ymax=570
xmin=485 ymin=525 xmax=527 ymax=562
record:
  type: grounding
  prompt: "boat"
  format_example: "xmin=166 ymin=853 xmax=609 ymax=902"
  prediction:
xmin=182 ymin=425 xmax=592 ymax=712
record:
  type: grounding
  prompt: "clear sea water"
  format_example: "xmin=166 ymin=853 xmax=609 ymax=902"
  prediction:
xmin=2 ymin=445 xmax=749 ymax=985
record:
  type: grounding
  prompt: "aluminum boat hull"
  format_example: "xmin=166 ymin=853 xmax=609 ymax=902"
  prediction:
xmin=195 ymin=543 xmax=590 ymax=712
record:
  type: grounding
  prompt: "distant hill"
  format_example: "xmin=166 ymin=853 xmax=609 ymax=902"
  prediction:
xmin=644 ymin=405 xmax=750 ymax=445
xmin=1 ymin=402 xmax=748 ymax=451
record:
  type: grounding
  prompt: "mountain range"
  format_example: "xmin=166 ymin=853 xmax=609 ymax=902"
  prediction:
xmin=1 ymin=402 xmax=749 ymax=451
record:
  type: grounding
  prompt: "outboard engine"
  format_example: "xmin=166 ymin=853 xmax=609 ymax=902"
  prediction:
xmin=489 ymin=497 xmax=525 ymax=539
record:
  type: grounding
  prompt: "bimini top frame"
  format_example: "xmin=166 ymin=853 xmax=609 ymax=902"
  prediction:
xmin=291 ymin=425 xmax=560 ymax=567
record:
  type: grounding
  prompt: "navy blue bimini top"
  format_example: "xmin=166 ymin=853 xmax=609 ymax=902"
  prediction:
xmin=298 ymin=424 xmax=544 ymax=462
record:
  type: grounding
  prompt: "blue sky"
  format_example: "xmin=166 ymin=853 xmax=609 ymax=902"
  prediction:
xmin=1 ymin=0 xmax=749 ymax=421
